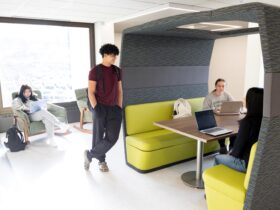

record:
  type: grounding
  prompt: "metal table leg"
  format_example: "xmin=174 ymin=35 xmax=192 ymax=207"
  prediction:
xmin=181 ymin=141 xmax=204 ymax=189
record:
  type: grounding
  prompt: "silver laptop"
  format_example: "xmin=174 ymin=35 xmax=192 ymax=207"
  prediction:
xmin=215 ymin=101 xmax=243 ymax=115
xmin=195 ymin=110 xmax=233 ymax=136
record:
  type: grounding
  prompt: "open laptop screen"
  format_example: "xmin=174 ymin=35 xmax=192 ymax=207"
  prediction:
xmin=195 ymin=110 xmax=217 ymax=131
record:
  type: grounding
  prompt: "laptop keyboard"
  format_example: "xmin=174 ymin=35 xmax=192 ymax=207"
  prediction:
xmin=203 ymin=127 xmax=224 ymax=133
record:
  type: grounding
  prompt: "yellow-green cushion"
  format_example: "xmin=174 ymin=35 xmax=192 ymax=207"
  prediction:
xmin=186 ymin=97 xmax=204 ymax=113
xmin=125 ymin=97 xmax=204 ymax=136
xmin=244 ymin=143 xmax=257 ymax=190
xmin=126 ymin=129 xmax=195 ymax=152
xmin=204 ymin=187 xmax=244 ymax=210
xmin=203 ymin=165 xmax=246 ymax=203
xmin=126 ymin=139 xmax=218 ymax=171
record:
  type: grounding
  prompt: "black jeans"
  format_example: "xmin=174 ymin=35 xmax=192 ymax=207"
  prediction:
xmin=88 ymin=104 xmax=122 ymax=162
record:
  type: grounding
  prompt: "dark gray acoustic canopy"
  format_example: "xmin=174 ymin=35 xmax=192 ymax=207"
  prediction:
xmin=120 ymin=3 xmax=280 ymax=209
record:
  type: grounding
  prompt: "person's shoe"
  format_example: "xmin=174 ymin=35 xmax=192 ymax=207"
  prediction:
xmin=59 ymin=123 xmax=70 ymax=133
xmin=84 ymin=150 xmax=91 ymax=171
xmin=47 ymin=138 xmax=57 ymax=147
xmin=98 ymin=162 xmax=109 ymax=172
xmin=219 ymin=146 xmax=228 ymax=154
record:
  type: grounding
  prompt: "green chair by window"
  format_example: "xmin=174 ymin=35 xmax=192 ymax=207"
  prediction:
xmin=74 ymin=88 xmax=93 ymax=133
xmin=12 ymin=90 xmax=68 ymax=142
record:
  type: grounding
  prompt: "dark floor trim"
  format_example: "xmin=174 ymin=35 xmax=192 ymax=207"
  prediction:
xmin=126 ymin=150 xmax=218 ymax=174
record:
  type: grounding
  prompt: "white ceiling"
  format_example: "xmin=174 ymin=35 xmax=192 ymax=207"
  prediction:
xmin=0 ymin=0 xmax=279 ymax=31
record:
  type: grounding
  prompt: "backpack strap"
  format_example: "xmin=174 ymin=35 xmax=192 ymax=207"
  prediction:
xmin=95 ymin=64 xmax=121 ymax=94
xmin=14 ymin=126 xmax=24 ymax=142
xmin=95 ymin=64 xmax=105 ymax=93
xmin=112 ymin=65 xmax=121 ymax=81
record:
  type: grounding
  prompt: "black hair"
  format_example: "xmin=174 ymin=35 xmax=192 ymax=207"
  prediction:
xmin=245 ymin=87 xmax=264 ymax=118
xmin=18 ymin=85 xmax=38 ymax=103
xmin=212 ymin=78 xmax=226 ymax=92
xmin=99 ymin=44 xmax=119 ymax=58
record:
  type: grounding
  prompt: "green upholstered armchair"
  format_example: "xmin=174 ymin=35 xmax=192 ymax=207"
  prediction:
xmin=74 ymin=88 xmax=92 ymax=133
xmin=12 ymin=90 xmax=68 ymax=142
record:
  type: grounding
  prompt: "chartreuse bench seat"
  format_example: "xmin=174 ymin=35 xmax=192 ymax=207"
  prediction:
xmin=203 ymin=143 xmax=257 ymax=210
xmin=124 ymin=97 xmax=219 ymax=173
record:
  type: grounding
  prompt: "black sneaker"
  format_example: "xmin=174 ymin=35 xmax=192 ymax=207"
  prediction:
xmin=84 ymin=150 xmax=91 ymax=170
xmin=219 ymin=147 xmax=228 ymax=154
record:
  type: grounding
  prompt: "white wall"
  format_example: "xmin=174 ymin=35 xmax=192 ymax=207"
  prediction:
xmin=95 ymin=22 xmax=115 ymax=64
xmin=114 ymin=32 xmax=122 ymax=66
xmin=209 ymin=34 xmax=262 ymax=101
xmin=244 ymin=33 xmax=263 ymax=93
xmin=209 ymin=36 xmax=248 ymax=100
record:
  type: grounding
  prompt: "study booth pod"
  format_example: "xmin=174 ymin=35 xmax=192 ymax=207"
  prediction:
xmin=120 ymin=2 xmax=280 ymax=209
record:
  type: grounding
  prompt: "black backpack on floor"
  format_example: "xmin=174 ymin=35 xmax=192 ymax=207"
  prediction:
xmin=5 ymin=126 xmax=26 ymax=152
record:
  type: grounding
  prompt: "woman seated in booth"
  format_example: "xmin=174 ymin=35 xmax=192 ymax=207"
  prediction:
xmin=214 ymin=87 xmax=263 ymax=172
xmin=203 ymin=78 xmax=235 ymax=154
xmin=12 ymin=85 xmax=69 ymax=146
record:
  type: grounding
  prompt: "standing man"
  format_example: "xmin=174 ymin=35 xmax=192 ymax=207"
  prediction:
xmin=84 ymin=44 xmax=123 ymax=172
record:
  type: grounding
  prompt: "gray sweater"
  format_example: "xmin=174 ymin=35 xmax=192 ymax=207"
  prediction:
xmin=203 ymin=91 xmax=234 ymax=110
xmin=12 ymin=97 xmax=32 ymax=111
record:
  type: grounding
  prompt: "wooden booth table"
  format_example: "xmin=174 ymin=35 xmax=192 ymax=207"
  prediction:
xmin=154 ymin=114 xmax=243 ymax=189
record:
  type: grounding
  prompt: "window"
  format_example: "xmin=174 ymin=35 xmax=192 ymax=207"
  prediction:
xmin=0 ymin=21 xmax=93 ymax=109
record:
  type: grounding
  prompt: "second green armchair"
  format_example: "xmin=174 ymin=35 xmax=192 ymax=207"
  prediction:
xmin=74 ymin=88 xmax=93 ymax=133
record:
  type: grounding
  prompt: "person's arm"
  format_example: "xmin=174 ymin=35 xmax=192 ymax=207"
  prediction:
xmin=227 ymin=92 xmax=234 ymax=101
xmin=117 ymin=81 xmax=123 ymax=108
xmin=230 ymin=119 xmax=250 ymax=158
xmin=88 ymin=80 xmax=97 ymax=109
xmin=203 ymin=96 xmax=212 ymax=110
xmin=12 ymin=98 xmax=29 ymax=111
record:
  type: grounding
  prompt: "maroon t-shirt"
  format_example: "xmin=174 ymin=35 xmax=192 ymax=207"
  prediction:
xmin=88 ymin=64 xmax=122 ymax=106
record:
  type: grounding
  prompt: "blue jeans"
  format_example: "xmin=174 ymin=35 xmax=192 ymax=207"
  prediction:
xmin=214 ymin=154 xmax=246 ymax=173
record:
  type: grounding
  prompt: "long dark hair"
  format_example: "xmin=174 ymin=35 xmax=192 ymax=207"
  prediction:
xmin=212 ymin=78 xmax=226 ymax=92
xmin=18 ymin=85 xmax=38 ymax=103
xmin=245 ymin=87 xmax=263 ymax=118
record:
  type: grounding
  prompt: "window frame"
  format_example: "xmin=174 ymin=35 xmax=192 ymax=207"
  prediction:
xmin=0 ymin=17 xmax=95 ymax=114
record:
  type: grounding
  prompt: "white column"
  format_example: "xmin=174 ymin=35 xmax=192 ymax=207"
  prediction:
xmin=94 ymin=22 xmax=115 ymax=64
xmin=114 ymin=33 xmax=123 ymax=66
xmin=209 ymin=36 xmax=248 ymax=100
xmin=209 ymin=33 xmax=263 ymax=101
xmin=244 ymin=33 xmax=263 ymax=94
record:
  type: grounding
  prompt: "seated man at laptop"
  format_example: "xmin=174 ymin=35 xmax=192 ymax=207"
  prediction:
xmin=214 ymin=87 xmax=263 ymax=172
xmin=203 ymin=78 xmax=235 ymax=154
